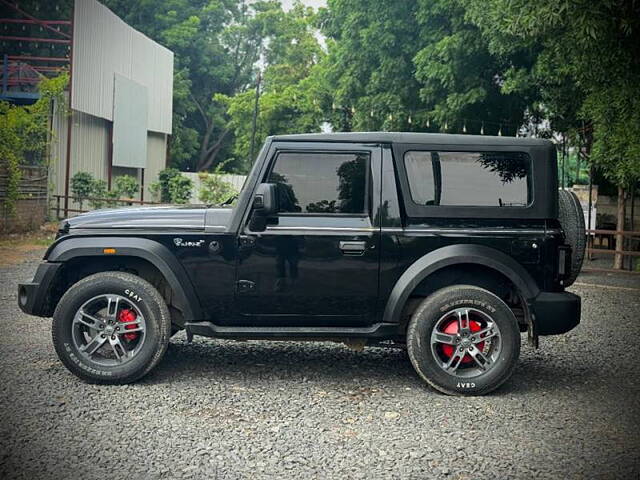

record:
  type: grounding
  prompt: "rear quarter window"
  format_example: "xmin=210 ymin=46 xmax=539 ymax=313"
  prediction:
xmin=404 ymin=151 xmax=532 ymax=207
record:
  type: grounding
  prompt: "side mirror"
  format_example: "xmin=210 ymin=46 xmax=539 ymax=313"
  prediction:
xmin=252 ymin=183 xmax=278 ymax=217
xmin=249 ymin=183 xmax=278 ymax=232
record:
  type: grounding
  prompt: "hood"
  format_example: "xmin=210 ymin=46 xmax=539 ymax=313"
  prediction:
xmin=62 ymin=205 xmax=209 ymax=232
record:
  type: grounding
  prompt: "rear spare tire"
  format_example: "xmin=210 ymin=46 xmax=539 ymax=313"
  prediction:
xmin=558 ymin=189 xmax=586 ymax=286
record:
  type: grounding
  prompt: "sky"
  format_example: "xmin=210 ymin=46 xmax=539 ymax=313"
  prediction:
xmin=280 ymin=0 xmax=327 ymax=10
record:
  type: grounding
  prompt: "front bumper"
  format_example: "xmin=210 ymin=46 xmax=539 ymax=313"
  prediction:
xmin=530 ymin=291 xmax=581 ymax=336
xmin=18 ymin=262 xmax=61 ymax=317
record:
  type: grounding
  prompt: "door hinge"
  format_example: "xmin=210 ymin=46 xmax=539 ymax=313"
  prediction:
xmin=236 ymin=279 xmax=256 ymax=294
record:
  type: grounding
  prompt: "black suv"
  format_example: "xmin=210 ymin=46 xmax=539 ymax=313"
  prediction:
xmin=19 ymin=133 xmax=584 ymax=395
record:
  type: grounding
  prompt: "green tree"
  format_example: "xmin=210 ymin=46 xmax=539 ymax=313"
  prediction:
xmin=315 ymin=0 xmax=423 ymax=131
xmin=311 ymin=0 xmax=530 ymax=134
xmin=413 ymin=0 xmax=533 ymax=134
xmin=220 ymin=3 xmax=326 ymax=168
xmin=464 ymin=0 xmax=640 ymax=268
xmin=103 ymin=0 xmax=267 ymax=172
xmin=0 ymin=74 xmax=68 ymax=215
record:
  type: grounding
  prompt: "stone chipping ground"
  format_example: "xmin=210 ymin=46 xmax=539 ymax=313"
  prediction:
xmin=0 ymin=252 xmax=639 ymax=480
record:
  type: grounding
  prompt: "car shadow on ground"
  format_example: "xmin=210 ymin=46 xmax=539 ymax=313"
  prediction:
xmin=143 ymin=337 xmax=593 ymax=397
xmin=147 ymin=338 xmax=415 ymax=384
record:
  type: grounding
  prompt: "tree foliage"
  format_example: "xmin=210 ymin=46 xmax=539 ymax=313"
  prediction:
xmin=114 ymin=175 xmax=140 ymax=201
xmin=0 ymin=73 xmax=68 ymax=215
xmin=221 ymin=3 xmax=325 ymax=168
xmin=198 ymin=171 xmax=238 ymax=205
xmin=70 ymin=172 xmax=94 ymax=210
xmin=168 ymin=175 xmax=194 ymax=204
xmin=103 ymin=0 xmax=270 ymax=173
xmin=463 ymin=0 xmax=640 ymax=186
xmin=154 ymin=168 xmax=183 ymax=203
xmin=310 ymin=0 xmax=531 ymax=135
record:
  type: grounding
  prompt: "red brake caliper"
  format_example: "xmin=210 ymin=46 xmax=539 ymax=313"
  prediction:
xmin=441 ymin=318 xmax=485 ymax=364
xmin=118 ymin=308 xmax=138 ymax=341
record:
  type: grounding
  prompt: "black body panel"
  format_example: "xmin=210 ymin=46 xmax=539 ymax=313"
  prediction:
xmin=530 ymin=291 xmax=581 ymax=335
xmin=45 ymin=236 xmax=204 ymax=321
xmin=18 ymin=133 xmax=580 ymax=341
xmin=62 ymin=205 xmax=207 ymax=231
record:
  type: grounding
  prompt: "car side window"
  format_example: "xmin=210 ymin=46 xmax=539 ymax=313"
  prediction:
xmin=267 ymin=152 xmax=370 ymax=214
xmin=404 ymin=150 xmax=531 ymax=207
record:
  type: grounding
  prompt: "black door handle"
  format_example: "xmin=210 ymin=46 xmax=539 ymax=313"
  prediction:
xmin=339 ymin=241 xmax=366 ymax=255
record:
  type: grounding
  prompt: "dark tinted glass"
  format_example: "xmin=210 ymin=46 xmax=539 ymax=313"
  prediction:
xmin=404 ymin=151 xmax=531 ymax=207
xmin=268 ymin=152 xmax=369 ymax=214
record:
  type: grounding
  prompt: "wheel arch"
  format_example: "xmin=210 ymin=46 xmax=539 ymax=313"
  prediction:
xmin=382 ymin=244 xmax=540 ymax=325
xmin=45 ymin=237 xmax=202 ymax=322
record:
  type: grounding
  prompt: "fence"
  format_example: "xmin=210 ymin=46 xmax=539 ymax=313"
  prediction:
xmin=584 ymin=229 xmax=640 ymax=273
xmin=51 ymin=194 xmax=162 ymax=220
xmin=0 ymin=165 xmax=49 ymax=232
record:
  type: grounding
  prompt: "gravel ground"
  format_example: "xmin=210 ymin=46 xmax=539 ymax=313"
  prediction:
xmin=1 ymin=253 xmax=639 ymax=480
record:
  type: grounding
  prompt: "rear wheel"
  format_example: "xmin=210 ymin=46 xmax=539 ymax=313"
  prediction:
xmin=407 ymin=285 xmax=520 ymax=396
xmin=52 ymin=272 xmax=171 ymax=384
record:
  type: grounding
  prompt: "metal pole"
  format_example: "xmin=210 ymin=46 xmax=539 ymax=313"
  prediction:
xmin=629 ymin=183 xmax=635 ymax=271
xmin=63 ymin=2 xmax=74 ymax=218
xmin=249 ymin=68 xmax=262 ymax=165
xmin=587 ymin=165 xmax=594 ymax=260
xmin=140 ymin=169 xmax=144 ymax=202
xmin=2 ymin=54 xmax=7 ymax=96
xmin=576 ymin=135 xmax=581 ymax=185
xmin=559 ymin=138 xmax=564 ymax=189
xmin=107 ymin=121 xmax=113 ymax=189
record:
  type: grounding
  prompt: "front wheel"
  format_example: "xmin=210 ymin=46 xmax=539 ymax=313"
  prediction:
xmin=406 ymin=285 xmax=520 ymax=396
xmin=52 ymin=272 xmax=171 ymax=384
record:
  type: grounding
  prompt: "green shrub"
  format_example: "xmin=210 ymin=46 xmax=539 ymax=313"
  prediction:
xmin=88 ymin=179 xmax=107 ymax=209
xmin=70 ymin=172 xmax=94 ymax=210
xmin=198 ymin=172 xmax=238 ymax=205
xmin=113 ymin=175 xmax=139 ymax=203
xmin=157 ymin=168 xmax=182 ymax=203
xmin=168 ymin=175 xmax=193 ymax=204
xmin=148 ymin=181 xmax=161 ymax=202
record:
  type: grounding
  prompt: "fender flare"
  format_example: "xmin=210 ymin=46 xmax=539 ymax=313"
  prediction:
xmin=382 ymin=244 xmax=540 ymax=324
xmin=47 ymin=237 xmax=202 ymax=321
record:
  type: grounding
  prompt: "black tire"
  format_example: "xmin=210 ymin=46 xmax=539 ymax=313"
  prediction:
xmin=558 ymin=189 xmax=586 ymax=286
xmin=406 ymin=285 xmax=520 ymax=396
xmin=52 ymin=272 xmax=171 ymax=384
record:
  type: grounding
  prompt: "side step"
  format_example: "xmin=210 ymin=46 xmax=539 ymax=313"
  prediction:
xmin=184 ymin=321 xmax=401 ymax=341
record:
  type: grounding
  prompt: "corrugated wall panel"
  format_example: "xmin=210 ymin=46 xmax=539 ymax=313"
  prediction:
xmin=144 ymin=133 xmax=167 ymax=200
xmin=50 ymin=99 xmax=109 ymax=214
xmin=72 ymin=0 xmax=173 ymax=134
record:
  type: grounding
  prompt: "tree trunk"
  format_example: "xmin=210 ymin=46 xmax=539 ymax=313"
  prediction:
xmin=197 ymin=121 xmax=215 ymax=171
xmin=197 ymin=128 xmax=230 ymax=172
xmin=613 ymin=186 xmax=626 ymax=269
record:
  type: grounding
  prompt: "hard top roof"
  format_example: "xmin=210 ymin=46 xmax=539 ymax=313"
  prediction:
xmin=271 ymin=131 xmax=552 ymax=147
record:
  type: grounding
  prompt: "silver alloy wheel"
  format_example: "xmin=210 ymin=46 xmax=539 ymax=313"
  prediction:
xmin=430 ymin=307 xmax=502 ymax=378
xmin=71 ymin=294 xmax=147 ymax=366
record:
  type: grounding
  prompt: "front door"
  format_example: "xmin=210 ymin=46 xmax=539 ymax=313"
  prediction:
xmin=235 ymin=145 xmax=381 ymax=327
